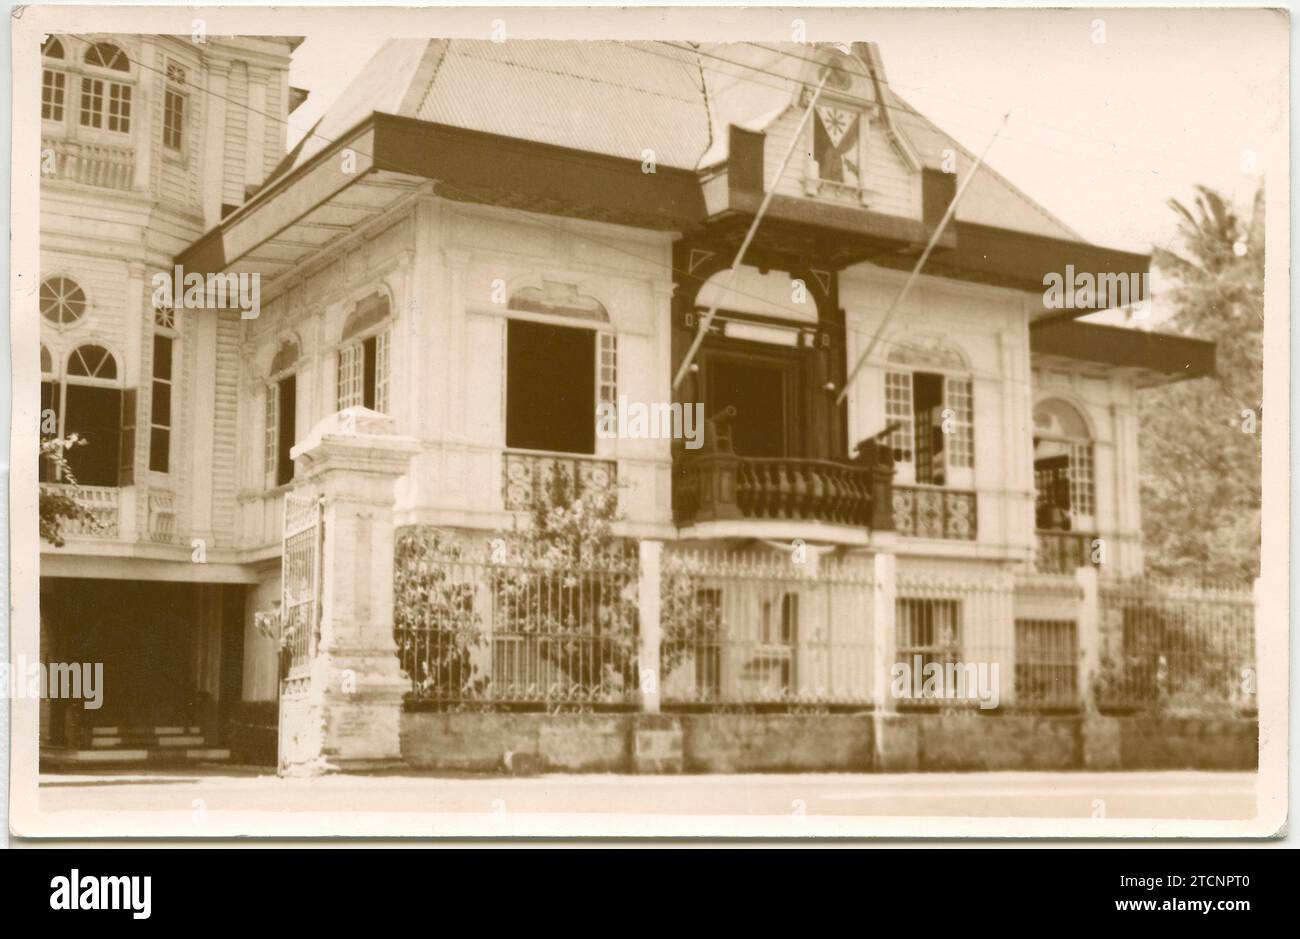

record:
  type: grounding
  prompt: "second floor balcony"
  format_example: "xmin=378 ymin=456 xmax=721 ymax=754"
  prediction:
xmin=672 ymin=407 xmax=896 ymax=535
xmin=41 ymin=136 xmax=135 ymax=191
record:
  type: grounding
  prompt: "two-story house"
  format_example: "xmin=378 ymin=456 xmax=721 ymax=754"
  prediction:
xmin=38 ymin=32 xmax=302 ymax=759
xmin=42 ymin=38 xmax=1226 ymax=765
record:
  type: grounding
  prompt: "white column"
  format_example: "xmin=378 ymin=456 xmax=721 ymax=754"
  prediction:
xmin=871 ymin=548 xmax=897 ymax=710
xmin=638 ymin=540 xmax=663 ymax=713
xmin=187 ymin=308 xmax=218 ymax=541
xmin=201 ymin=61 xmax=230 ymax=228
xmin=1076 ymin=564 xmax=1100 ymax=710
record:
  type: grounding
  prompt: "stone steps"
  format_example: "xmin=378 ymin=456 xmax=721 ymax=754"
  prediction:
xmin=42 ymin=725 xmax=230 ymax=768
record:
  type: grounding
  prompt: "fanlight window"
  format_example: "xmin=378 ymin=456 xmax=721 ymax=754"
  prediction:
xmin=84 ymin=42 xmax=129 ymax=71
xmin=67 ymin=344 xmax=117 ymax=379
xmin=44 ymin=344 xmax=125 ymax=487
xmin=42 ymin=36 xmax=65 ymax=59
xmin=40 ymin=276 xmax=87 ymax=326
xmin=508 ymin=281 xmax=609 ymax=323
xmin=40 ymin=344 xmax=54 ymax=374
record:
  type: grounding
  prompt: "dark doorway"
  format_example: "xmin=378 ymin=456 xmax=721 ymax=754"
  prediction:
xmin=63 ymin=384 xmax=122 ymax=486
xmin=41 ymin=579 xmax=197 ymax=736
xmin=276 ymin=374 xmax=296 ymax=486
xmin=706 ymin=356 xmax=793 ymax=457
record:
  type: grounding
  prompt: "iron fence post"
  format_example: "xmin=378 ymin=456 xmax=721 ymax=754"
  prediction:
xmin=639 ymin=539 xmax=663 ymax=714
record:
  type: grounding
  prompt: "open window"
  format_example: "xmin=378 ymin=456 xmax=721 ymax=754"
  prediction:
xmin=56 ymin=344 xmax=124 ymax=487
xmin=264 ymin=339 xmax=300 ymax=488
xmin=1033 ymin=399 xmax=1095 ymax=532
xmin=336 ymin=294 xmax=390 ymax=414
xmin=505 ymin=319 xmax=597 ymax=454
xmin=885 ymin=368 xmax=974 ymax=488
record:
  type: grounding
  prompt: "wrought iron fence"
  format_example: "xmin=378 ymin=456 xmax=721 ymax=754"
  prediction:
xmin=1096 ymin=576 xmax=1256 ymax=713
xmin=659 ymin=548 xmax=875 ymax=709
xmin=394 ymin=527 xmax=641 ymax=711
xmin=893 ymin=570 xmax=1015 ymax=710
xmin=1012 ymin=572 xmax=1086 ymax=709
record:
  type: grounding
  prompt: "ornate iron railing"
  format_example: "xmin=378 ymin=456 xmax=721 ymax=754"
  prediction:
xmin=891 ymin=485 xmax=977 ymax=540
xmin=1035 ymin=529 xmax=1098 ymax=573
xmin=502 ymin=452 xmax=617 ymax=512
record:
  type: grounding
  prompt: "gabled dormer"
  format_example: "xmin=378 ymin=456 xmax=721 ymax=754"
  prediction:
xmin=792 ymin=43 xmax=923 ymax=214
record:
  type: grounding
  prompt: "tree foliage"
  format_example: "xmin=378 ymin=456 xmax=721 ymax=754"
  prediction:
xmin=1140 ymin=185 xmax=1263 ymax=582
xmin=39 ymin=435 xmax=97 ymax=547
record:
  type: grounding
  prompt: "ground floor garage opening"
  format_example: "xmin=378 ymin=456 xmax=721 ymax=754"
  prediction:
xmin=39 ymin=577 xmax=245 ymax=768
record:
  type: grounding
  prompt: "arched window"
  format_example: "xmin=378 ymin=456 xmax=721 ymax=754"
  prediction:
xmin=54 ymin=344 xmax=124 ymax=487
xmin=503 ymin=283 xmax=617 ymax=456
xmin=39 ymin=344 xmax=56 ymax=481
xmin=40 ymin=275 xmax=87 ymax=326
xmin=265 ymin=339 xmax=300 ymax=487
xmin=84 ymin=42 xmax=129 ymax=71
xmin=336 ymin=294 xmax=390 ymax=413
xmin=67 ymin=343 xmax=117 ymax=379
xmin=79 ymin=42 xmax=132 ymax=133
xmin=1033 ymin=399 xmax=1095 ymax=532
xmin=41 ymin=37 xmax=67 ymax=122
xmin=884 ymin=338 xmax=974 ymax=487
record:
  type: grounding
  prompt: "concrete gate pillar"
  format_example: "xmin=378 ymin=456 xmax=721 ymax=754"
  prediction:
xmin=279 ymin=408 xmax=418 ymax=775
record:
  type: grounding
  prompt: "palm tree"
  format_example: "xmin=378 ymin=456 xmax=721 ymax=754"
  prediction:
xmin=1139 ymin=185 xmax=1263 ymax=582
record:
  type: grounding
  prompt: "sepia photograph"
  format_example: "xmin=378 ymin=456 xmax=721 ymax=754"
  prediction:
xmin=4 ymin=4 xmax=1289 ymax=849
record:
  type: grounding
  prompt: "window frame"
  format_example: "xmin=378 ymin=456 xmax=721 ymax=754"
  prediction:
xmin=884 ymin=365 xmax=976 ymax=489
xmin=162 ymin=61 xmax=188 ymax=156
xmin=503 ymin=315 xmax=615 ymax=458
xmin=55 ymin=343 xmax=125 ymax=487
xmin=42 ymin=66 xmax=67 ymax=123
xmin=1014 ymin=618 xmax=1080 ymax=708
xmin=75 ymin=41 xmax=134 ymax=137
xmin=148 ymin=309 xmax=177 ymax=475
xmin=40 ymin=274 xmax=89 ymax=328
xmin=264 ymin=339 xmax=301 ymax=490
xmin=894 ymin=597 xmax=963 ymax=705
xmin=335 ymin=296 xmax=392 ymax=415
xmin=1033 ymin=399 xmax=1097 ymax=532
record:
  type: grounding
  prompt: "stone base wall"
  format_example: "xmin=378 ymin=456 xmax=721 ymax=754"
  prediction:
xmin=226 ymin=701 xmax=278 ymax=766
xmin=400 ymin=709 xmax=1257 ymax=774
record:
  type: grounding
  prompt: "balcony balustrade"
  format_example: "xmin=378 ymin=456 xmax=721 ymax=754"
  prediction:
xmin=41 ymin=137 xmax=135 ymax=191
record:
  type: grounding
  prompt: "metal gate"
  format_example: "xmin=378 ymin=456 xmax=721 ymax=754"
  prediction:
xmin=281 ymin=492 xmax=324 ymax=691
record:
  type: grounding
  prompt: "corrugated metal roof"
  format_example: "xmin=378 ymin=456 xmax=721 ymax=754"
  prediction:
xmin=415 ymin=40 xmax=711 ymax=168
xmin=284 ymin=39 xmax=1088 ymax=242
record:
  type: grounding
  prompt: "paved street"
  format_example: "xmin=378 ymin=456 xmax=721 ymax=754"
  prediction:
xmin=24 ymin=770 xmax=1261 ymax=838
